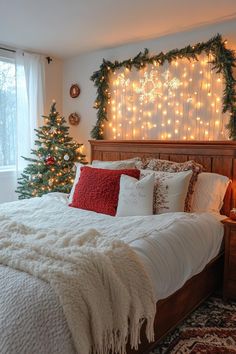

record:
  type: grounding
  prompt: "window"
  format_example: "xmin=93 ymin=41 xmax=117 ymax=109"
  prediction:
xmin=0 ymin=51 xmax=16 ymax=170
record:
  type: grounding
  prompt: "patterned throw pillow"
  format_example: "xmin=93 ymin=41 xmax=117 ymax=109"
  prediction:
xmin=139 ymin=158 xmax=203 ymax=211
xmin=141 ymin=169 xmax=192 ymax=214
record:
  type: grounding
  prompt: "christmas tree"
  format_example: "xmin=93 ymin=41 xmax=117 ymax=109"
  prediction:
xmin=16 ymin=102 xmax=86 ymax=199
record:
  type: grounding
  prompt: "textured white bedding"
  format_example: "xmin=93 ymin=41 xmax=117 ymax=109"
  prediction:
xmin=0 ymin=192 xmax=224 ymax=353
xmin=37 ymin=193 xmax=224 ymax=300
xmin=1 ymin=192 xmax=224 ymax=301
xmin=132 ymin=211 xmax=224 ymax=300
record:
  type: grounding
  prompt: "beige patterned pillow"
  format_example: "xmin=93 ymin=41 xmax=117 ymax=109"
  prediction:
xmin=141 ymin=169 xmax=192 ymax=214
xmin=139 ymin=158 xmax=203 ymax=211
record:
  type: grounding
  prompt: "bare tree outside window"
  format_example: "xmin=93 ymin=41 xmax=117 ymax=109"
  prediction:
xmin=0 ymin=57 xmax=16 ymax=169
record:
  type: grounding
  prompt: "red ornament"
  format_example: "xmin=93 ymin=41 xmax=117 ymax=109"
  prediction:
xmin=45 ymin=156 xmax=55 ymax=165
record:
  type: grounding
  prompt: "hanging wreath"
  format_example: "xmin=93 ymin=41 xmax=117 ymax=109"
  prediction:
xmin=90 ymin=34 xmax=236 ymax=140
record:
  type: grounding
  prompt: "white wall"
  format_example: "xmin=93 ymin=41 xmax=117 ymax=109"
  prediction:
xmin=63 ymin=18 xmax=236 ymax=161
xmin=45 ymin=57 xmax=63 ymax=113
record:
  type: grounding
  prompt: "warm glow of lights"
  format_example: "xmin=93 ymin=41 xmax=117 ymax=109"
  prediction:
xmin=106 ymin=54 xmax=228 ymax=141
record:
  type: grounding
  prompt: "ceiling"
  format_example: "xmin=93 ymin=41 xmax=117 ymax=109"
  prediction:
xmin=0 ymin=0 xmax=236 ymax=58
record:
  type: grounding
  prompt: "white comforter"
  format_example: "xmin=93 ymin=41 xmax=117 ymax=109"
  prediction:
xmin=0 ymin=193 xmax=224 ymax=354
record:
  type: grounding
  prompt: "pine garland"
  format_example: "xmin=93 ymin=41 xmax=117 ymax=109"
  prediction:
xmin=90 ymin=34 xmax=236 ymax=140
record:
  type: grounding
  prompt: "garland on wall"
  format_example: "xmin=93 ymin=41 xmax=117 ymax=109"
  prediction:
xmin=90 ymin=34 xmax=236 ymax=140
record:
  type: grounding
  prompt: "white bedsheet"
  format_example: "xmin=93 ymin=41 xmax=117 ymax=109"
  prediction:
xmin=0 ymin=192 xmax=224 ymax=301
xmin=131 ymin=212 xmax=224 ymax=300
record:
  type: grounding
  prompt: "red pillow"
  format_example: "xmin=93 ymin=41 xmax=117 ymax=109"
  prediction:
xmin=70 ymin=166 xmax=140 ymax=216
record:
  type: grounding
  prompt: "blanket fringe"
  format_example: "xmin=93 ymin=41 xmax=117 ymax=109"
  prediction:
xmin=91 ymin=328 xmax=128 ymax=354
xmin=90 ymin=316 xmax=154 ymax=354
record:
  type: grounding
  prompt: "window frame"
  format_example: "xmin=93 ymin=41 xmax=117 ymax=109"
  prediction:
xmin=0 ymin=49 xmax=16 ymax=172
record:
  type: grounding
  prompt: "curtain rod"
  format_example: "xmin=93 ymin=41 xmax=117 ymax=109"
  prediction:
xmin=0 ymin=46 xmax=52 ymax=63
xmin=0 ymin=46 xmax=15 ymax=53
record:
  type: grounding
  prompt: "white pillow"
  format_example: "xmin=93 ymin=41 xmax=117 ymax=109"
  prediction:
xmin=116 ymin=173 xmax=155 ymax=216
xmin=141 ymin=169 xmax=192 ymax=214
xmin=68 ymin=162 xmax=87 ymax=203
xmin=191 ymin=172 xmax=230 ymax=213
xmin=92 ymin=158 xmax=139 ymax=169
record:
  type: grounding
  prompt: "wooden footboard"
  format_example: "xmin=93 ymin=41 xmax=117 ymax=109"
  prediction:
xmin=126 ymin=253 xmax=224 ymax=354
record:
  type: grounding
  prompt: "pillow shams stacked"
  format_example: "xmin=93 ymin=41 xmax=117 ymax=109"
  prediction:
xmin=138 ymin=158 xmax=203 ymax=211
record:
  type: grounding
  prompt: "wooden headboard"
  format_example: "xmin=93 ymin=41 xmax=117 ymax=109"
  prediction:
xmin=89 ymin=140 xmax=236 ymax=216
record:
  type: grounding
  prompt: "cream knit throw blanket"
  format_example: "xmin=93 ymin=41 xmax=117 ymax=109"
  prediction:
xmin=0 ymin=213 xmax=155 ymax=354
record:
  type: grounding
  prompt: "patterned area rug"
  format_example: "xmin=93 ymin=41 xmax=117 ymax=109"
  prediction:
xmin=150 ymin=297 xmax=236 ymax=353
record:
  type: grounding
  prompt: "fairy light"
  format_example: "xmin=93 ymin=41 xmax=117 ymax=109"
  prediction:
xmin=105 ymin=53 xmax=228 ymax=140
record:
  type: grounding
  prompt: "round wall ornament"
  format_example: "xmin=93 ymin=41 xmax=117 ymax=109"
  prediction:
xmin=68 ymin=112 xmax=80 ymax=126
xmin=70 ymin=84 xmax=80 ymax=98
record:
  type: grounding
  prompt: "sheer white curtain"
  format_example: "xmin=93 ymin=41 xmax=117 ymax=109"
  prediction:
xmin=0 ymin=50 xmax=45 ymax=203
xmin=16 ymin=50 xmax=45 ymax=172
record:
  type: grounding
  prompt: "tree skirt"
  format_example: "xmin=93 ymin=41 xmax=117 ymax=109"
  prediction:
xmin=150 ymin=297 xmax=236 ymax=353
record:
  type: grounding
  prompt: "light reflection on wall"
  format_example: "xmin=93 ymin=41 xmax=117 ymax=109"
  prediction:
xmin=106 ymin=55 xmax=229 ymax=141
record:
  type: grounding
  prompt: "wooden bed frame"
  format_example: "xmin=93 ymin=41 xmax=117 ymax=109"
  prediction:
xmin=89 ymin=140 xmax=236 ymax=353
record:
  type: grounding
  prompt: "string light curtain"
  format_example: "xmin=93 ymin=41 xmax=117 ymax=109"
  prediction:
xmin=105 ymin=54 xmax=228 ymax=141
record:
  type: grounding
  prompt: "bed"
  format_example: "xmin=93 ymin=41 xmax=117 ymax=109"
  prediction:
xmin=89 ymin=139 xmax=236 ymax=353
xmin=0 ymin=140 xmax=235 ymax=354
